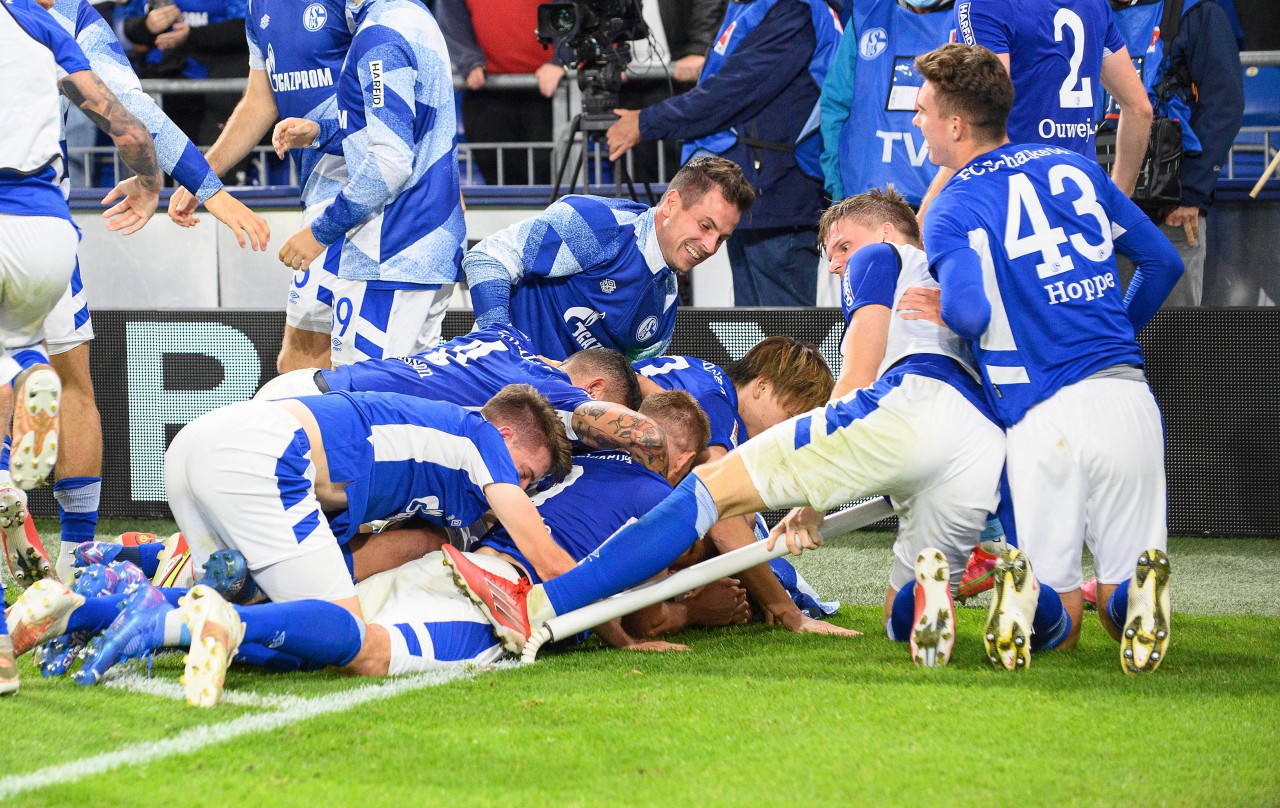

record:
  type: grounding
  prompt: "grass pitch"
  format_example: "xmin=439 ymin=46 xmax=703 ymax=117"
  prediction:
xmin=3 ymin=523 xmax=1279 ymax=806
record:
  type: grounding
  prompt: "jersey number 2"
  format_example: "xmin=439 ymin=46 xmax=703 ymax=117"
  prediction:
xmin=1054 ymin=8 xmax=1093 ymax=109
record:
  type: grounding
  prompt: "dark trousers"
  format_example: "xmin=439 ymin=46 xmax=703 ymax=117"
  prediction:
xmin=460 ymin=87 xmax=554 ymax=186
xmin=726 ymin=226 xmax=821 ymax=307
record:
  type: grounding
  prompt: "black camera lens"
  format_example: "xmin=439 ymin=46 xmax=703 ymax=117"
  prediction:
xmin=552 ymin=7 xmax=575 ymax=33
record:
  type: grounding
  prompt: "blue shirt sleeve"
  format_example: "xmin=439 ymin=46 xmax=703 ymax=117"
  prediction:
xmin=819 ymin=26 xmax=859 ymax=200
xmin=12 ymin=0 xmax=91 ymax=75
xmin=924 ymin=191 xmax=991 ymax=340
xmin=1174 ymin=2 xmax=1245 ymax=210
xmin=841 ymin=242 xmax=900 ymax=325
xmin=957 ymin=0 xmax=1011 ymax=51
xmin=1102 ymin=7 xmax=1124 ymax=55
xmin=1096 ymin=172 xmax=1183 ymax=330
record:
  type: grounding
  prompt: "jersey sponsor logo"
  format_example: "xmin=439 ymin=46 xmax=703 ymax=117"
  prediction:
xmin=1038 ymin=117 xmax=1094 ymax=140
xmin=370 ymin=59 xmax=384 ymax=107
xmin=599 ymin=279 xmax=616 ymax=294
xmin=957 ymin=2 xmax=974 ymax=45
xmin=713 ymin=21 xmax=735 ymax=55
xmin=635 ymin=316 xmax=659 ymax=343
xmin=1044 ymin=271 xmax=1117 ymax=306
xmin=859 ymin=28 xmax=887 ymax=60
xmin=265 ymin=45 xmax=335 ymax=93
xmin=259 ymin=13 xmax=269 ymax=28
xmin=563 ymin=306 xmax=604 ymax=351
xmin=876 ymin=130 xmax=929 ymax=166
xmin=303 ymin=2 xmax=326 ymax=31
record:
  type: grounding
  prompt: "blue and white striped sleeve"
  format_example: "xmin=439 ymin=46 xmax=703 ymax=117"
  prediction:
xmin=463 ymin=198 xmax=619 ymax=326
xmin=309 ymin=29 xmax=421 ymax=246
xmin=74 ymin=2 xmax=223 ymax=201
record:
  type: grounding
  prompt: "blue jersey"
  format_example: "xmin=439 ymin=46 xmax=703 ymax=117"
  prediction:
xmin=820 ymin=0 xmax=954 ymax=204
xmin=294 ymin=391 xmax=519 ymax=541
xmin=1099 ymin=0 xmax=1202 ymax=155
xmin=245 ymin=0 xmax=350 ymax=205
xmin=635 ymin=356 xmax=745 ymax=451
xmin=0 ymin=0 xmax=89 ymax=222
xmin=51 ymin=0 xmax=222 ymax=202
xmin=307 ymin=0 xmax=464 ymax=285
xmin=464 ymin=195 xmax=679 ymax=361
xmin=319 ymin=324 xmax=593 ymax=438
xmin=479 ymin=451 xmax=672 ymax=585
xmin=122 ymin=0 xmax=246 ymax=78
xmin=957 ymin=0 xmax=1124 ymax=157
xmin=924 ymin=143 xmax=1157 ymax=426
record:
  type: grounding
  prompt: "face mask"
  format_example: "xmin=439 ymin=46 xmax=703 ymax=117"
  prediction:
xmin=897 ymin=0 xmax=954 ymax=10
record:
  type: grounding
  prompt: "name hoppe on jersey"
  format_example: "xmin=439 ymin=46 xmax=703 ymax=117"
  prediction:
xmin=265 ymin=44 xmax=334 ymax=93
xmin=1045 ymin=271 xmax=1117 ymax=306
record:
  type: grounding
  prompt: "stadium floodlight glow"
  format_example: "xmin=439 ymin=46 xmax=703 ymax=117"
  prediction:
xmin=519 ymin=497 xmax=896 ymax=664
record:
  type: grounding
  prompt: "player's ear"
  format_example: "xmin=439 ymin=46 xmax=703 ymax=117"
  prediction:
xmin=585 ymin=377 xmax=607 ymax=400
xmin=495 ymin=424 xmax=515 ymax=441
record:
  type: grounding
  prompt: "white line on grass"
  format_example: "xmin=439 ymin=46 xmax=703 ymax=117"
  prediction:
xmin=104 ymin=671 xmax=299 ymax=709
xmin=0 ymin=667 xmax=492 ymax=801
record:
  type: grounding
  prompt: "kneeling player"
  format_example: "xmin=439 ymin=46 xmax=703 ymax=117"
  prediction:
xmin=440 ymin=188 xmax=1074 ymax=669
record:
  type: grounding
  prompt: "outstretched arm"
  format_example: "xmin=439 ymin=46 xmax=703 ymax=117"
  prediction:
xmin=59 ymin=69 xmax=159 ymax=234
xmin=571 ymin=401 xmax=669 ymax=479
xmin=485 ymin=483 xmax=577 ymax=580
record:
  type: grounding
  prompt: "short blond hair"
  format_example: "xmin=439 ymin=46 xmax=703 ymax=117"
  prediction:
xmin=818 ymin=186 xmax=922 ymax=250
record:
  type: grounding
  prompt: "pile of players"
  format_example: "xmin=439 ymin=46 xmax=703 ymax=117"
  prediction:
xmin=0 ymin=0 xmax=1181 ymax=705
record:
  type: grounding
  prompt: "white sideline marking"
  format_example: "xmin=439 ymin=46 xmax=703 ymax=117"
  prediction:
xmin=104 ymin=671 xmax=298 ymax=709
xmin=0 ymin=666 xmax=497 ymax=801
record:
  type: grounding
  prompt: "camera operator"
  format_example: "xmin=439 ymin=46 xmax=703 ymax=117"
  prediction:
xmin=606 ymin=0 xmax=842 ymax=307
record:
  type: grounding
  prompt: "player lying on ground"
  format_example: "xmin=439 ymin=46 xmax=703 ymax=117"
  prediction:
xmin=258 ymin=322 xmax=674 ymax=480
xmin=634 ymin=337 xmax=857 ymax=637
xmin=6 ymin=392 xmax=759 ymax=703
xmin=909 ymin=44 xmax=1182 ymax=672
xmin=438 ymin=183 xmax=1075 ymax=669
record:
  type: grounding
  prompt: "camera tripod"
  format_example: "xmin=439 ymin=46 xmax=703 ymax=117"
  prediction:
xmin=550 ymin=110 xmax=656 ymax=205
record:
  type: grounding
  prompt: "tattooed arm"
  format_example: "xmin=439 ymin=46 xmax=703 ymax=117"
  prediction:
xmin=59 ymin=69 xmax=160 ymax=234
xmin=571 ymin=401 xmax=670 ymax=480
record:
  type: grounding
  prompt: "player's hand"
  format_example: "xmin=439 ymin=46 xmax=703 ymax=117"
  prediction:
xmin=767 ymin=506 xmax=823 ymax=555
xmin=101 ymin=175 xmax=159 ymax=235
xmin=607 ymin=108 xmax=642 ymax=162
xmin=279 ymin=226 xmax=325 ymax=271
xmin=169 ymin=186 xmax=200 ymax=227
xmin=897 ymin=286 xmax=944 ymax=327
xmin=624 ymin=639 xmax=689 ymax=652
xmin=777 ymin=612 xmax=862 ymax=637
xmin=273 ymin=117 xmax=320 ymax=158
xmin=682 ymin=578 xmax=751 ymax=627
xmin=155 ymin=22 xmax=190 ymax=50
xmin=1164 ymin=205 xmax=1200 ymax=247
xmin=673 ymin=54 xmax=704 ymax=83
xmin=145 ymin=4 xmax=181 ymax=34
xmin=203 ymin=190 xmax=270 ymax=250
xmin=535 ymin=62 xmax=565 ymax=98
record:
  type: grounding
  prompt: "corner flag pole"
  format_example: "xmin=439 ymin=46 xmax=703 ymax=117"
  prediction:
xmin=519 ymin=497 xmax=894 ymax=664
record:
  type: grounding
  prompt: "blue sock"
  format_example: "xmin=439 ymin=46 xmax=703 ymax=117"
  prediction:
xmin=543 ymin=472 xmax=720 ymax=615
xmin=54 ymin=476 xmax=101 ymax=548
xmin=235 ymin=601 xmax=365 ymax=667
xmin=1032 ymin=586 xmax=1071 ymax=651
xmin=0 ymin=436 xmax=10 ymax=475
xmin=158 ymin=587 xmax=186 ymax=607
xmin=1106 ymin=579 xmax=1131 ymax=629
xmin=996 ymin=468 xmax=1019 ymax=549
xmin=0 ymin=581 xmax=7 ymax=636
xmin=66 ymin=594 xmax=130 ymax=635
xmin=886 ymin=584 xmax=917 ymax=642
xmin=102 ymin=544 xmax=164 ymax=578
xmin=234 ymin=642 xmax=324 ymax=673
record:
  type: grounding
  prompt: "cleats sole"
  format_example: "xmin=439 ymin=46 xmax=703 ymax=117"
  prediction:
xmin=984 ymin=549 xmax=1036 ymax=672
xmin=440 ymin=548 xmax=527 ymax=655
xmin=1121 ymin=549 xmax=1172 ymax=674
xmin=8 ymin=578 xmax=84 ymax=657
xmin=11 ymin=368 xmax=61 ymax=490
xmin=3 ymin=517 xmax=52 ymax=588
xmin=910 ymin=549 xmax=955 ymax=667
xmin=179 ymin=585 xmax=244 ymax=708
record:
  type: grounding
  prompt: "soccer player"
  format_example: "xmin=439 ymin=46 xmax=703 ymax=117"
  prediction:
xmin=635 ymin=337 xmax=855 ymax=637
xmin=271 ymin=0 xmax=465 ymax=367
xmin=908 ymin=43 xmax=1182 ymax=672
xmin=0 ymin=0 xmax=273 ymax=588
xmin=256 ymin=323 xmax=674 ymax=479
xmin=169 ymin=0 xmax=352 ymax=372
xmin=463 ymin=156 xmax=755 ymax=361
xmin=0 ymin=0 xmax=160 ymax=591
xmin=918 ymin=0 xmax=1153 ymax=213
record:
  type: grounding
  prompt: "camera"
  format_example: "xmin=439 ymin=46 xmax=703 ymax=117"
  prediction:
xmin=536 ymin=1 xmax=648 ymax=124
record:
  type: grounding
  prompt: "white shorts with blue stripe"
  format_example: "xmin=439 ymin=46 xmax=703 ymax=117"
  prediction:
xmin=285 ymin=201 xmax=340 ymax=334
xmin=165 ymin=400 xmax=355 ymax=603
xmin=737 ymin=373 xmax=1005 ymax=592
xmin=0 ymin=215 xmax=77 ymax=382
xmin=357 ymin=551 xmax=508 ymax=674
xmin=321 ymin=278 xmax=452 ymax=367
xmin=44 ymin=260 xmax=94 ymax=355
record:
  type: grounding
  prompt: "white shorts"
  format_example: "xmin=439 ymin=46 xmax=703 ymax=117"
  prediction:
xmin=357 ymin=551 xmax=509 ymax=674
xmin=1005 ymin=377 xmax=1167 ymax=592
xmin=165 ymin=400 xmax=355 ymax=602
xmin=325 ymin=279 xmax=452 ymax=367
xmin=0 ymin=215 xmax=77 ymax=381
xmin=255 ymin=368 xmax=325 ymax=400
xmin=284 ymin=202 xmax=340 ymax=334
xmin=737 ymin=374 xmax=1005 ymax=592
xmin=44 ymin=262 xmax=94 ymax=355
